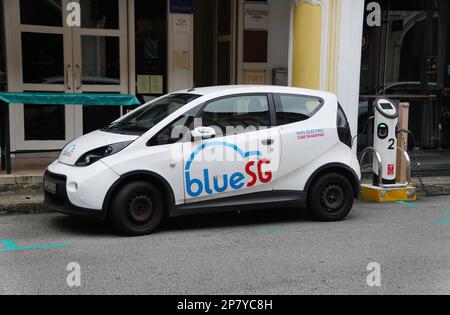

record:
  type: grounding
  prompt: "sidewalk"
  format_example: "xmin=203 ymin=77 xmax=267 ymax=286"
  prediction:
xmin=0 ymin=157 xmax=54 ymax=176
xmin=410 ymin=150 xmax=450 ymax=176
xmin=361 ymin=150 xmax=450 ymax=177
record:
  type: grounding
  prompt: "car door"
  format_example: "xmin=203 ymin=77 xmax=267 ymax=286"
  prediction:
xmin=144 ymin=105 xmax=204 ymax=206
xmin=182 ymin=94 xmax=281 ymax=203
xmin=273 ymin=93 xmax=335 ymax=191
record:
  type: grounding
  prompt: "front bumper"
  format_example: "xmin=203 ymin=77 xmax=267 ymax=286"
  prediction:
xmin=43 ymin=171 xmax=107 ymax=220
xmin=45 ymin=159 xmax=120 ymax=211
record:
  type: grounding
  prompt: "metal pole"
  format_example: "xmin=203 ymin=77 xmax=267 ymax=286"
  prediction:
xmin=4 ymin=103 xmax=11 ymax=174
xmin=397 ymin=102 xmax=410 ymax=183
xmin=0 ymin=103 xmax=4 ymax=171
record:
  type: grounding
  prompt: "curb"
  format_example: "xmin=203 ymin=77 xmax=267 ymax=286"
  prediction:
xmin=0 ymin=197 xmax=52 ymax=216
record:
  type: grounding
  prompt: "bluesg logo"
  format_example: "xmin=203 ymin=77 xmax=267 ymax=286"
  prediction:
xmin=62 ymin=144 xmax=76 ymax=158
xmin=184 ymin=142 xmax=273 ymax=198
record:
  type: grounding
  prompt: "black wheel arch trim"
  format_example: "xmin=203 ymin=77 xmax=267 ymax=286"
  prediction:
xmin=304 ymin=163 xmax=361 ymax=198
xmin=102 ymin=170 xmax=176 ymax=213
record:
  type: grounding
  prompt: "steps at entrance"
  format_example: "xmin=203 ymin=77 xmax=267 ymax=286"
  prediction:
xmin=0 ymin=174 xmax=44 ymax=196
xmin=0 ymin=174 xmax=47 ymax=214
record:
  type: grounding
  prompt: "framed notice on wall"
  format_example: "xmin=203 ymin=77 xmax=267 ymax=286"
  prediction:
xmin=244 ymin=3 xmax=269 ymax=30
xmin=244 ymin=70 xmax=266 ymax=85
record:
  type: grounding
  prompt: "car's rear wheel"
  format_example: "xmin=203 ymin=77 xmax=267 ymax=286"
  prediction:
xmin=308 ymin=173 xmax=354 ymax=221
xmin=110 ymin=181 xmax=165 ymax=236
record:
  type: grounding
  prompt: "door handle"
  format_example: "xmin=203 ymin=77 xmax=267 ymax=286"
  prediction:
xmin=65 ymin=65 xmax=72 ymax=90
xmin=75 ymin=65 xmax=81 ymax=90
xmin=261 ymin=139 xmax=274 ymax=146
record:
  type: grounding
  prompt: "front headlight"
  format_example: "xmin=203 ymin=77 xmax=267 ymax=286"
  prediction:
xmin=75 ymin=141 xmax=133 ymax=167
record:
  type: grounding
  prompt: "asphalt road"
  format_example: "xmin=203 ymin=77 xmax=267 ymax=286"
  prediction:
xmin=0 ymin=197 xmax=449 ymax=295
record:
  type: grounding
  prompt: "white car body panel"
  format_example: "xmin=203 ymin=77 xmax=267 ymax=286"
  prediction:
xmin=182 ymin=128 xmax=281 ymax=203
xmin=102 ymin=137 xmax=186 ymax=205
xmin=47 ymin=160 xmax=119 ymax=210
xmin=58 ymin=130 xmax=139 ymax=166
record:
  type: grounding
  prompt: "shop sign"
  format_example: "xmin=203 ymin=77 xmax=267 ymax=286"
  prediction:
xmin=244 ymin=3 xmax=269 ymax=30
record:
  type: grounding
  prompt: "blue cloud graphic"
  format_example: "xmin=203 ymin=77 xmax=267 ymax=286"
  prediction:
xmin=185 ymin=141 xmax=262 ymax=171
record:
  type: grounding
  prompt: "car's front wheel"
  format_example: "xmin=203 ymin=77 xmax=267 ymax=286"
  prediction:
xmin=308 ymin=173 xmax=354 ymax=221
xmin=110 ymin=181 xmax=165 ymax=236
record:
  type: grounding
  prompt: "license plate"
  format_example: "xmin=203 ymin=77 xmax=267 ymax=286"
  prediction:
xmin=43 ymin=179 xmax=57 ymax=195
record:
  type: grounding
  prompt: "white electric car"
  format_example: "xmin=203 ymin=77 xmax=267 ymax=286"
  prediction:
xmin=44 ymin=86 xmax=361 ymax=236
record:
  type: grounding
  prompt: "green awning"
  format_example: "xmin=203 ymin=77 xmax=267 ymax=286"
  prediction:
xmin=0 ymin=92 xmax=141 ymax=106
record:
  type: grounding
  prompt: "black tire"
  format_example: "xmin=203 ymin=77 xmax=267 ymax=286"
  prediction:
xmin=109 ymin=181 xmax=165 ymax=236
xmin=308 ymin=173 xmax=354 ymax=222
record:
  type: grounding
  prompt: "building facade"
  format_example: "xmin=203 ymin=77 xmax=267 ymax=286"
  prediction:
xmin=360 ymin=0 xmax=450 ymax=150
xmin=0 ymin=0 xmax=365 ymax=155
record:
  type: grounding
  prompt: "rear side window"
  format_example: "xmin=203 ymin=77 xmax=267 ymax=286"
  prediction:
xmin=337 ymin=103 xmax=352 ymax=148
xmin=275 ymin=94 xmax=323 ymax=126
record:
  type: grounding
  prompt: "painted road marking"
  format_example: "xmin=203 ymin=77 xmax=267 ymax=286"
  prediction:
xmin=397 ymin=201 xmax=417 ymax=208
xmin=0 ymin=239 xmax=70 ymax=253
xmin=259 ymin=227 xmax=284 ymax=235
xmin=435 ymin=213 xmax=450 ymax=224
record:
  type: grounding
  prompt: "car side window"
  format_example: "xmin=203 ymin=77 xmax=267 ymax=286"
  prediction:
xmin=275 ymin=94 xmax=323 ymax=126
xmin=199 ymin=95 xmax=270 ymax=136
xmin=148 ymin=105 xmax=202 ymax=146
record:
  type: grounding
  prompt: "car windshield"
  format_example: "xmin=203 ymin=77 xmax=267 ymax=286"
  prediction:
xmin=103 ymin=93 xmax=201 ymax=135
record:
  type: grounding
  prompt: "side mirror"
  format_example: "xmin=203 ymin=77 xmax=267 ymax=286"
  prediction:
xmin=191 ymin=127 xmax=216 ymax=140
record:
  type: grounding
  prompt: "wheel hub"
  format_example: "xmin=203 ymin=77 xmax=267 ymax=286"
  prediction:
xmin=128 ymin=193 xmax=154 ymax=225
xmin=321 ymin=184 xmax=345 ymax=213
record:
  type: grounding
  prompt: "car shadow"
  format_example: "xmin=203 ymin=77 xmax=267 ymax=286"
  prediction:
xmin=49 ymin=215 xmax=116 ymax=237
xmin=48 ymin=208 xmax=315 ymax=237
xmin=161 ymin=208 xmax=314 ymax=233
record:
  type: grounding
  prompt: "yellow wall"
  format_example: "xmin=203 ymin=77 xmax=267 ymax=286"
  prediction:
xmin=291 ymin=1 xmax=323 ymax=90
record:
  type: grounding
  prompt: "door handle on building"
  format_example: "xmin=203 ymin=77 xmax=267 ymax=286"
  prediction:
xmin=75 ymin=65 xmax=81 ymax=90
xmin=65 ymin=65 xmax=72 ymax=90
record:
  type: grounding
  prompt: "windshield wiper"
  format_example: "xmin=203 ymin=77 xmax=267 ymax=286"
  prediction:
xmin=103 ymin=122 xmax=149 ymax=133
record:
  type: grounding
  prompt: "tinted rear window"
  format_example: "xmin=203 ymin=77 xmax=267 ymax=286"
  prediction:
xmin=275 ymin=94 xmax=323 ymax=126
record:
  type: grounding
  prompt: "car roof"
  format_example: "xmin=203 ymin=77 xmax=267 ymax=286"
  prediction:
xmin=174 ymin=85 xmax=336 ymax=99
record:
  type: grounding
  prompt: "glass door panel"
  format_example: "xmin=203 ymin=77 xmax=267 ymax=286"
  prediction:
xmin=80 ymin=35 xmax=120 ymax=85
xmin=80 ymin=0 xmax=119 ymax=29
xmin=24 ymin=104 xmax=66 ymax=141
xmin=21 ymin=32 xmax=65 ymax=84
xmin=83 ymin=105 xmax=120 ymax=134
xmin=20 ymin=0 xmax=63 ymax=27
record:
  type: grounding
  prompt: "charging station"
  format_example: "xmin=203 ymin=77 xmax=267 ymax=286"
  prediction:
xmin=360 ymin=98 xmax=417 ymax=203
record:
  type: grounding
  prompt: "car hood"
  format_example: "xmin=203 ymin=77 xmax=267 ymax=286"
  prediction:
xmin=58 ymin=130 xmax=139 ymax=166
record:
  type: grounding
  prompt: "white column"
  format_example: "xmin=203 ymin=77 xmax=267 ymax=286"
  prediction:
xmin=333 ymin=0 xmax=365 ymax=144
